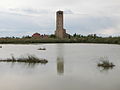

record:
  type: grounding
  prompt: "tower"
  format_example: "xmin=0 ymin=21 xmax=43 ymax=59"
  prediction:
xmin=55 ymin=10 xmax=66 ymax=39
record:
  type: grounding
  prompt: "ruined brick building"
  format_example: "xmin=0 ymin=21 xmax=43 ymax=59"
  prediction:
xmin=55 ymin=10 xmax=68 ymax=39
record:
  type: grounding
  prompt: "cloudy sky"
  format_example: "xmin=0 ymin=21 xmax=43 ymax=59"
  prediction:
xmin=0 ymin=0 xmax=120 ymax=37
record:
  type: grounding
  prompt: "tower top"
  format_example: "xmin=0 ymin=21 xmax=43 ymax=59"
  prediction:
xmin=57 ymin=10 xmax=63 ymax=14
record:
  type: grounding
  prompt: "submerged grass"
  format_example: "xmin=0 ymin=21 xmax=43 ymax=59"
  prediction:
xmin=0 ymin=55 xmax=48 ymax=64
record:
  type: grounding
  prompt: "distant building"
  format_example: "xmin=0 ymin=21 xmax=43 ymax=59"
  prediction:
xmin=55 ymin=10 xmax=68 ymax=39
xmin=32 ymin=33 xmax=41 ymax=38
xmin=32 ymin=33 xmax=49 ymax=38
xmin=41 ymin=34 xmax=49 ymax=38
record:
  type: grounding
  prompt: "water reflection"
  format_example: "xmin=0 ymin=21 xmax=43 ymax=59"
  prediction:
xmin=98 ymin=66 xmax=114 ymax=73
xmin=20 ymin=63 xmax=40 ymax=69
xmin=56 ymin=44 xmax=64 ymax=75
xmin=57 ymin=57 xmax=64 ymax=75
xmin=8 ymin=62 xmax=40 ymax=69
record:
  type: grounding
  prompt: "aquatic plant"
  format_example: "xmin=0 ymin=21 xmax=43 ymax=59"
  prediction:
xmin=0 ymin=55 xmax=48 ymax=64
xmin=38 ymin=48 xmax=46 ymax=50
xmin=97 ymin=57 xmax=115 ymax=72
xmin=97 ymin=60 xmax=115 ymax=68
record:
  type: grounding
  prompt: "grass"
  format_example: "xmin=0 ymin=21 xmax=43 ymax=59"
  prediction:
xmin=0 ymin=37 xmax=120 ymax=44
xmin=97 ymin=60 xmax=115 ymax=68
xmin=38 ymin=48 xmax=46 ymax=50
xmin=0 ymin=55 xmax=48 ymax=64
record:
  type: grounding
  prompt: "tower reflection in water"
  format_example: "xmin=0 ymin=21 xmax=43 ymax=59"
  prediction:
xmin=56 ymin=44 xmax=64 ymax=75
xmin=57 ymin=57 xmax=64 ymax=75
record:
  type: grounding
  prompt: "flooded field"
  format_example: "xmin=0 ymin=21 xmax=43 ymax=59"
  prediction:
xmin=0 ymin=43 xmax=120 ymax=90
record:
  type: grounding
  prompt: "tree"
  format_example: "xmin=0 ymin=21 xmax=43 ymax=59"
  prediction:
xmin=49 ymin=34 xmax=56 ymax=38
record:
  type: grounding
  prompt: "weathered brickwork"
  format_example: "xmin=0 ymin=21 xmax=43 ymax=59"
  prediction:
xmin=55 ymin=11 xmax=67 ymax=39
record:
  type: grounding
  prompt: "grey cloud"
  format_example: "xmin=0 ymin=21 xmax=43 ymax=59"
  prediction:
xmin=49 ymin=0 xmax=79 ymax=6
xmin=0 ymin=11 xmax=28 ymax=17
xmin=65 ymin=16 xmax=118 ymax=35
xmin=0 ymin=12 xmax=54 ymax=34
xmin=0 ymin=6 xmax=120 ymax=37
xmin=64 ymin=10 xmax=74 ymax=14
xmin=9 ymin=8 xmax=51 ymax=14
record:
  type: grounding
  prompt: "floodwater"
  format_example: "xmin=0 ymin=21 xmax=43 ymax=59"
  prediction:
xmin=0 ymin=43 xmax=120 ymax=90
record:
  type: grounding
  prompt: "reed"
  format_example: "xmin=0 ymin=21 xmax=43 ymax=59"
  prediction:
xmin=0 ymin=55 xmax=48 ymax=64
xmin=97 ymin=60 xmax=115 ymax=68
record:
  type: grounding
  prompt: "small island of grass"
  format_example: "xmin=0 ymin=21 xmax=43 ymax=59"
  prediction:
xmin=0 ymin=55 xmax=48 ymax=64
xmin=97 ymin=60 xmax=115 ymax=68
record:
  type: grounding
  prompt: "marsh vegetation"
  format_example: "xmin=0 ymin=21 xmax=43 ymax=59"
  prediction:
xmin=0 ymin=34 xmax=120 ymax=44
xmin=38 ymin=48 xmax=46 ymax=50
xmin=97 ymin=57 xmax=115 ymax=71
xmin=0 ymin=55 xmax=48 ymax=64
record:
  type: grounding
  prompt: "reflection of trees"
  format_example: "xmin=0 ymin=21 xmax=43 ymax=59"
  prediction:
xmin=57 ymin=57 xmax=64 ymax=75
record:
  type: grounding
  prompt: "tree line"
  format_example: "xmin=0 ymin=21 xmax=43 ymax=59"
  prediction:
xmin=0 ymin=33 xmax=119 ymax=44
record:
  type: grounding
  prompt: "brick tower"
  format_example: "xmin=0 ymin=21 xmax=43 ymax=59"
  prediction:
xmin=55 ymin=10 xmax=66 ymax=39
